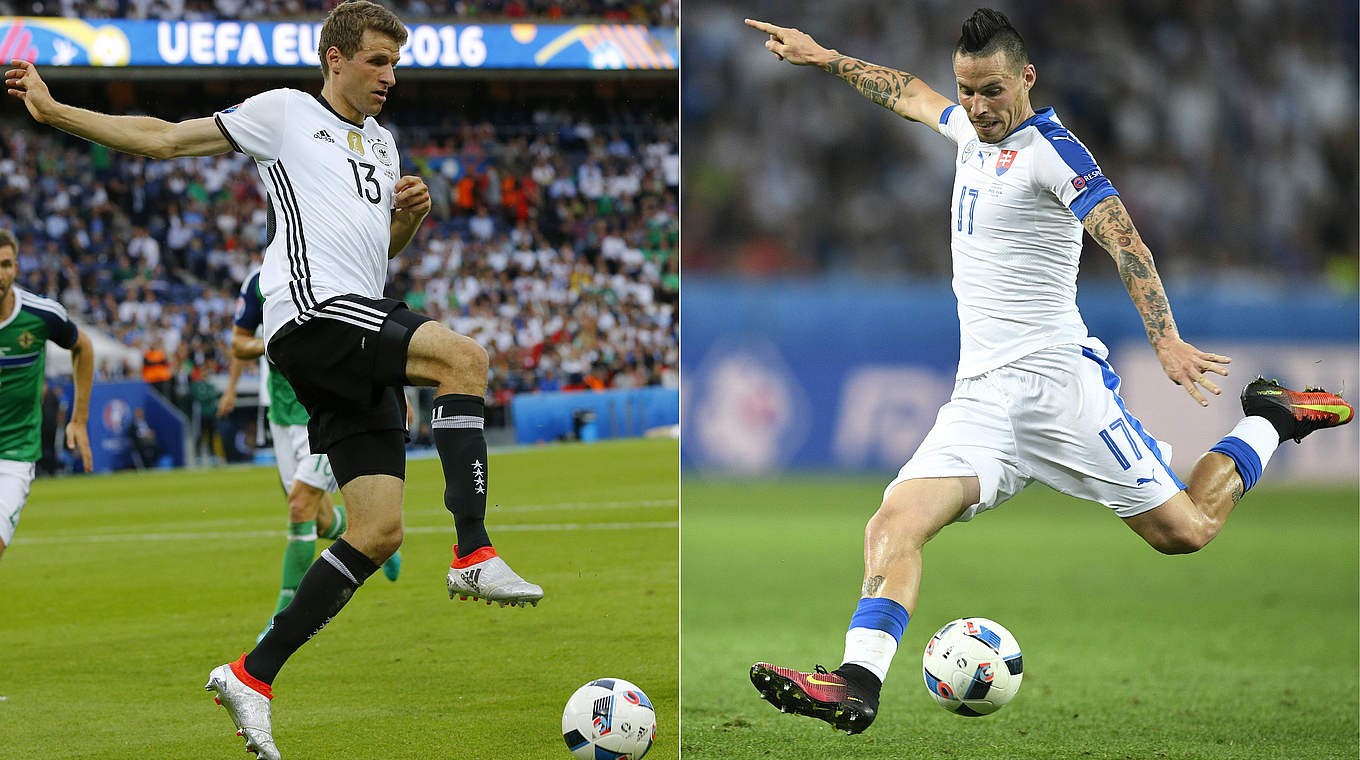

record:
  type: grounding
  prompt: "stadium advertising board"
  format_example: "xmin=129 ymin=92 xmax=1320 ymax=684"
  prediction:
xmin=0 ymin=17 xmax=677 ymax=70
xmin=682 ymin=280 xmax=1360 ymax=484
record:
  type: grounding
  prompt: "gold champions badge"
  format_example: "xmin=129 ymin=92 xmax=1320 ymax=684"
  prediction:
xmin=347 ymin=131 xmax=365 ymax=156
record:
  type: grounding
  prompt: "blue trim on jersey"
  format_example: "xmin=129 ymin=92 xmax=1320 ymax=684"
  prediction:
xmin=234 ymin=271 xmax=264 ymax=331
xmin=20 ymin=298 xmax=78 ymax=349
xmin=0 ymin=351 xmax=40 ymax=368
xmin=1030 ymin=108 xmax=1119 ymax=220
xmin=940 ymin=104 xmax=958 ymax=127
xmin=1081 ymin=347 xmax=1187 ymax=490
xmin=848 ymin=597 xmax=910 ymax=643
xmin=1209 ymin=436 xmax=1262 ymax=492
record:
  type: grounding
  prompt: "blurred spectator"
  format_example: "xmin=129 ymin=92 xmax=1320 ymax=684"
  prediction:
xmin=38 ymin=381 xmax=61 ymax=475
xmin=128 ymin=406 xmax=159 ymax=470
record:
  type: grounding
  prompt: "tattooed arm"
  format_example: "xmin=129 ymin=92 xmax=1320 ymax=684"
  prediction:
xmin=744 ymin=19 xmax=954 ymax=130
xmin=1081 ymin=196 xmax=1231 ymax=406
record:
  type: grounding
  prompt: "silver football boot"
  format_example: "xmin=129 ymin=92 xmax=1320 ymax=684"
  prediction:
xmin=446 ymin=546 xmax=544 ymax=607
xmin=205 ymin=658 xmax=280 ymax=760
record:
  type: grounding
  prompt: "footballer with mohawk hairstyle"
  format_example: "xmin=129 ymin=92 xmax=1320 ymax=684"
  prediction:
xmin=741 ymin=7 xmax=1352 ymax=734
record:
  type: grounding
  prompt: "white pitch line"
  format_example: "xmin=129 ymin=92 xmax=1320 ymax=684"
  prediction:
xmin=15 ymin=520 xmax=677 ymax=546
xmin=26 ymin=499 xmax=677 ymax=539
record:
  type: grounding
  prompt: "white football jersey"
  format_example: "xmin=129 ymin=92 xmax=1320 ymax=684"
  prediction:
xmin=937 ymin=105 xmax=1118 ymax=378
xmin=215 ymin=88 xmax=400 ymax=342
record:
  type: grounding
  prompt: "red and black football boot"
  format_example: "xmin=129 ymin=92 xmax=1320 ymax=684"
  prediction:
xmin=749 ymin=663 xmax=878 ymax=734
xmin=1241 ymin=377 xmax=1354 ymax=443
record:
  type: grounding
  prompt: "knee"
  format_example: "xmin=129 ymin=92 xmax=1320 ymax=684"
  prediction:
xmin=452 ymin=334 xmax=489 ymax=379
xmin=430 ymin=329 xmax=488 ymax=383
xmin=866 ymin=499 xmax=932 ymax=546
xmin=286 ymin=484 xmax=322 ymax=522
xmin=1147 ymin=523 xmax=1213 ymax=555
xmin=366 ymin=522 xmax=404 ymax=562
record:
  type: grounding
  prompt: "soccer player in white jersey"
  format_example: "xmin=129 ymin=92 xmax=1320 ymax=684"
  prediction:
xmin=742 ymin=9 xmax=1354 ymax=734
xmin=0 ymin=229 xmax=94 ymax=563
xmin=6 ymin=3 xmax=540 ymax=757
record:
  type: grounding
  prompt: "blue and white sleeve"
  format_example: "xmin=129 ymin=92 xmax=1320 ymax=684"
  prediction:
xmin=1032 ymin=123 xmax=1119 ymax=221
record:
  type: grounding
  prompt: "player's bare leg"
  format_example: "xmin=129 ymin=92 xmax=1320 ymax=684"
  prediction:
xmin=1125 ymin=378 xmax=1353 ymax=554
xmin=336 ymin=474 xmax=404 ymax=564
xmin=751 ymin=475 xmax=977 ymax=733
xmin=405 ymin=321 xmax=543 ymax=607
xmin=1123 ymin=454 xmax=1239 ymax=553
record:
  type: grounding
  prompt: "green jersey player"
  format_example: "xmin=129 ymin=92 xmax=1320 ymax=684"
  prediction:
xmin=0 ymin=229 xmax=94 ymax=561
xmin=221 ymin=268 xmax=400 ymax=640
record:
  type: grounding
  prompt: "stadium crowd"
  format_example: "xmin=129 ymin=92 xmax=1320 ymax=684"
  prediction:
xmin=1 ymin=0 xmax=677 ymax=25
xmin=0 ymin=106 xmax=678 ymax=446
xmin=684 ymin=0 xmax=1358 ymax=286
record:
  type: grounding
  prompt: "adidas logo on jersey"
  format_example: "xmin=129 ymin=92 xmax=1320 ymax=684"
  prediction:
xmin=313 ymin=129 xmax=335 ymax=143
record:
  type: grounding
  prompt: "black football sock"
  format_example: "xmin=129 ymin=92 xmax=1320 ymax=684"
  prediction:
xmin=835 ymin=663 xmax=883 ymax=707
xmin=244 ymin=538 xmax=379 ymax=684
xmin=432 ymin=394 xmax=491 ymax=555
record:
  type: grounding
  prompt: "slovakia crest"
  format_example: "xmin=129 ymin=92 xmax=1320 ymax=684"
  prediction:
xmin=996 ymin=149 xmax=1017 ymax=176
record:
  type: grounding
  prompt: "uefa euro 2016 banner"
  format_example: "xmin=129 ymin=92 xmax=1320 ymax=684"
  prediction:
xmin=0 ymin=17 xmax=676 ymax=70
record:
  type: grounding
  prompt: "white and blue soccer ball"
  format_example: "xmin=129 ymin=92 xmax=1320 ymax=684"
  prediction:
xmin=922 ymin=617 xmax=1024 ymax=716
xmin=562 ymin=678 xmax=656 ymax=760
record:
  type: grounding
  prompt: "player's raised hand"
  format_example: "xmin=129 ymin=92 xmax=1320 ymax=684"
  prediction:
xmin=1155 ymin=338 xmax=1230 ymax=407
xmin=744 ymin=19 xmax=834 ymax=66
xmin=392 ymin=174 xmax=430 ymax=219
xmin=65 ymin=419 xmax=92 ymax=473
xmin=5 ymin=60 xmax=58 ymax=124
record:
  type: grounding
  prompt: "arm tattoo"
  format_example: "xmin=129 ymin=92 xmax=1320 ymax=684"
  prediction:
xmin=1230 ymin=482 xmax=1244 ymax=506
xmin=1082 ymin=197 xmax=1177 ymax=345
xmin=823 ymin=55 xmax=916 ymax=114
xmin=862 ymin=575 xmax=885 ymax=597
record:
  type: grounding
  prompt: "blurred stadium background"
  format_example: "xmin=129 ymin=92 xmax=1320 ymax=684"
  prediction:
xmin=8 ymin=0 xmax=678 ymax=475
xmin=682 ymin=0 xmax=1358 ymax=484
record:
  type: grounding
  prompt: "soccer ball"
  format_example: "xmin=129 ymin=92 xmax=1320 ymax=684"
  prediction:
xmin=562 ymin=678 xmax=656 ymax=760
xmin=921 ymin=617 xmax=1023 ymax=716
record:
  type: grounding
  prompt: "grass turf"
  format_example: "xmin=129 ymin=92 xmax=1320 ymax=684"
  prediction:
xmin=681 ymin=475 xmax=1358 ymax=760
xmin=1 ymin=438 xmax=677 ymax=759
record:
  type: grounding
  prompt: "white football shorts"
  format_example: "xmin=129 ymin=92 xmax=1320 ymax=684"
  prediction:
xmin=270 ymin=421 xmax=338 ymax=493
xmin=0 ymin=459 xmax=36 ymax=546
xmin=886 ymin=340 xmax=1184 ymax=522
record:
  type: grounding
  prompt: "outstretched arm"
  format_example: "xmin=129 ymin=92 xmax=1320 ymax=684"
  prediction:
xmin=1082 ymin=196 xmax=1230 ymax=406
xmin=5 ymin=60 xmax=230 ymax=159
xmin=744 ymin=19 xmax=955 ymax=130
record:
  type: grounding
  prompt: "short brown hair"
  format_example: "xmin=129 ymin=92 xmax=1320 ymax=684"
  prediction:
xmin=318 ymin=1 xmax=407 ymax=80
xmin=0 ymin=230 xmax=18 ymax=256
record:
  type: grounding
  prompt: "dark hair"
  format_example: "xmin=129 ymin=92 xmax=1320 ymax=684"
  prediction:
xmin=954 ymin=8 xmax=1028 ymax=70
xmin=318 ymin=0 xmax=408 ymax=80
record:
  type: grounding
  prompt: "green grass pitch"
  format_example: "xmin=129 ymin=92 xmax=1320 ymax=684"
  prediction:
xmin=682 ymin=475 xmax=1358 ymax=760
xmin=1 ymin=438 xmax=677 ymax=759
